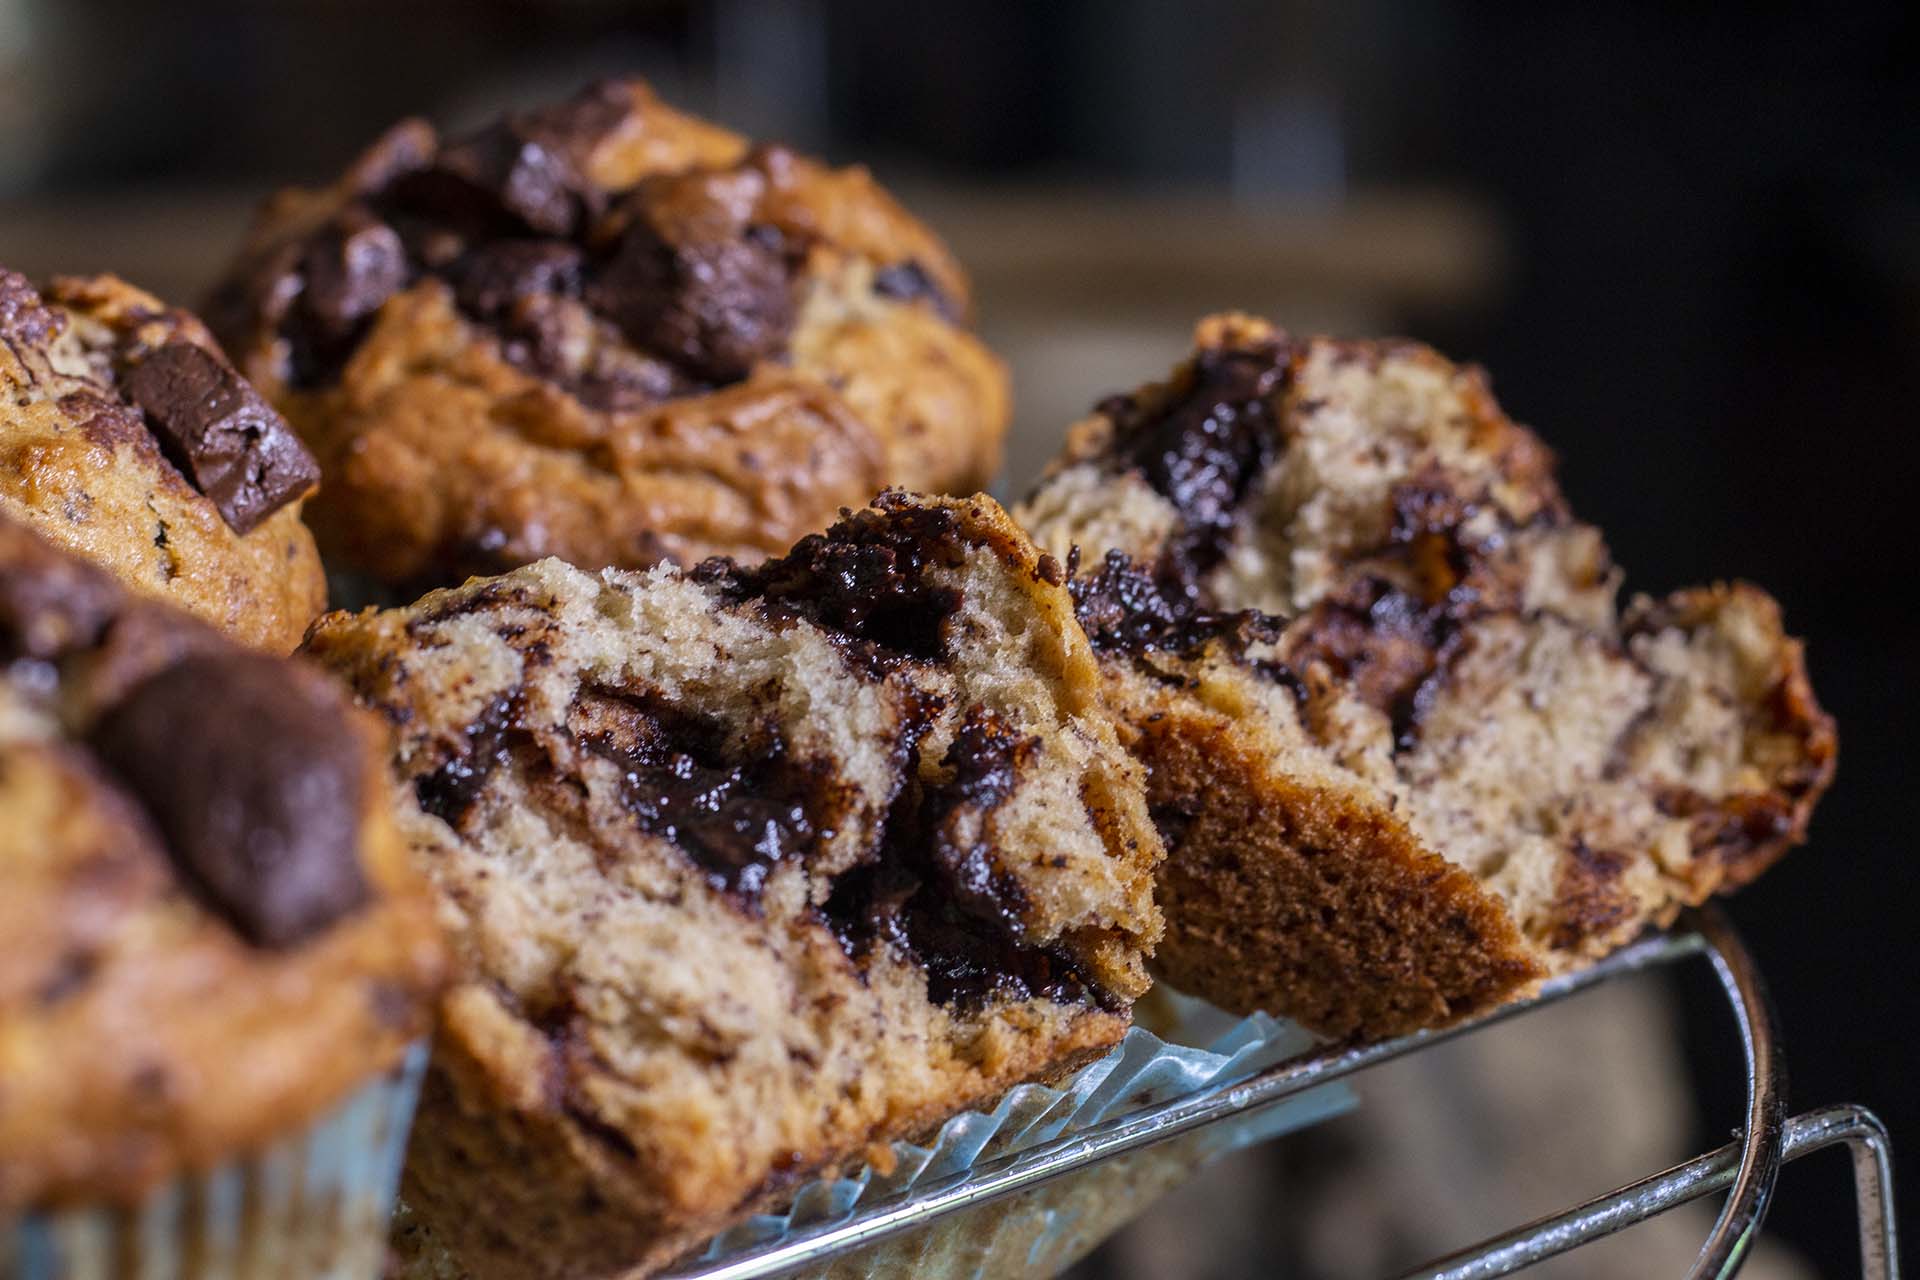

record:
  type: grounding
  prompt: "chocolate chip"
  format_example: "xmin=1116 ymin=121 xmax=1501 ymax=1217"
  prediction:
xmin=1068 ymin=548 xmax=1280 ymax=657
xmin=415 ymin=692 xmax=523 ymax=828
xmin=1103 ymin=338 xmax=1293 ymax=599
xmin=121 ymin=343 xmax=320 ymax=534
xmin=87 ymin=655 xmax=372 ymax=948
xmin=872 ymin=260 xmax=960 ymax=323
xmin=703 ymin=499 xmax=968 ymax=670
xmin=822 ymin=707 xmax=1113 ymax=1009
xmin=570 ymin=684 xmax=826 ymax=899
xmin=301 ymin=206 xmax=408 ymax=340
xmin=0 ymin=522 xmax=122 ymax=662
xmin=390 ymin=124 xmax=587 ymax=239
xmin=448 ymin=241 xmax=584 ymax=319
xmin=589 ymin=211 xmax=794 ymax=382
xmin=514 ymin=79 xmax=631 ymax=152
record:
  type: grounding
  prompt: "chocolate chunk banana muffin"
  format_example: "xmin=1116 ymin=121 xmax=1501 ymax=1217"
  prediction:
xmin=0 ymin=514 xmax=444 ymax=1244
xmin=209 ymin=78 xmax=1011 ymax=592
xmin=1018 ymin=314 xmax=1835 ymax=1039
xmin=304 ymin=491 xmax=1162 ymax=1278
xmin=0 ymin=271 xmax=326 ymax=652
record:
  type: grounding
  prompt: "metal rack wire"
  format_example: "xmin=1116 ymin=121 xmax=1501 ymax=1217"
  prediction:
xmin=669 ymin=905 xmax=1899 ymax=1279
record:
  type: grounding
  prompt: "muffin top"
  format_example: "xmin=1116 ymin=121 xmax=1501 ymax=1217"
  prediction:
xmin=0 ymin=271 xmax=328 ymax=652
xmin=208 ymin=78 xmax=1009 ymax=589
xmin=0 ymin=514 xmax=444 ymax=1209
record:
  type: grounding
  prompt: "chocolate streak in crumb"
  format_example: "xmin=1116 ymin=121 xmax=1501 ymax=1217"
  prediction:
xmin=570 ymin=684 xmax=828 ymax=899
xmin=1100 ymin=335 xmax=1292 ymax=602
xmin=697 ymin=492 xmax=969 ymax=672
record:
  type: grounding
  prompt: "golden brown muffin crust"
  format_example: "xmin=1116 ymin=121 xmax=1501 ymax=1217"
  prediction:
xmin=0 ymin=516 xmax=445 ymax=1209
xmin=210 ymin=79 xmax=1009 ymax=591
xmin=0 ymin=271 xmax=327 ymax=653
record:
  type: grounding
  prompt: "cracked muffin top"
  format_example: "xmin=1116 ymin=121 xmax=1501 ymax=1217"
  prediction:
xmin=0 ymin=513 xmax=444 ymax=1209
xmin=208 ymin=78 xmax=1010 ymax=592
xmin=0 ymin=271 xmax=326 ymax=652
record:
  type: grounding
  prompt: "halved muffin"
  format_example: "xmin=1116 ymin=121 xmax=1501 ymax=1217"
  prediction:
xmin=1018 ymin=314 xmax=1834 ymax=1038
xmin=304 ymin=491 xmax=1162 ymax=1277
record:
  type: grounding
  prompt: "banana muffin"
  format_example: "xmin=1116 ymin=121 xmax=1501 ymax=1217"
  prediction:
xmin=305 ymin=491 xmax=1163 ymax=1278
xmin=0 ymin=513 xmax=444 ymax=1271
xmin=0 ymin=270 xmax=326 ymax=652
xmin=208 ymin=78 xmax=1011 ymax=592
xmin=1017 ymin=314 xmax=1835 ymax=1039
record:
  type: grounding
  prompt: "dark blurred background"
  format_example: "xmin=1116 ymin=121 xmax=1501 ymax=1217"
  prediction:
xmin=3 ymin=2 xmax=1911 ymax=1274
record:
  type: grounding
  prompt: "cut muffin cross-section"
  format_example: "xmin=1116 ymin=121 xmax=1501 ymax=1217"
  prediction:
xmin=1017 ymin=313 xmax=1835 ymax=1040
xmin=304 ymin=490 xmax=1162 ymax=1279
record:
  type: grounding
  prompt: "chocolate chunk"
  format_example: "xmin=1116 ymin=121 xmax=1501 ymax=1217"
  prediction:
xmin=1069 ymin=548 xmax=1281 ymax=658
xmin=121 ymin=343 xmax=320 ymax=534
xmin=872 ymin=260 xmax=960 ymax=323
xmin=301 ymin=206 xmax=408 ymax=340
xmin=589 ymin=212 xmax=794 ymax=383
xmin=415 ymin=692 xmax=523 ymax=828
xmin=513 ymin=79 xmax=632 ymax=153
xmin=1103 ymin=338 xmax=1292 ymax=597
xmin=1281 ymin=578 xmax=1465 ymax=750
xmin=0 ymin=517 xmax=121 ymax=661
xmin=448 ymin=241 xmax=584 ymax=319
xmin=389 ymin=123 xmax=588 ymax=239
xmin=87 ymin=655 xmax=372 ymax=947
xmin=702 ymin=497 xmax=967 ymax=667
xmin=570 ymin=685 xmax=825 ymax=899
xmin=343 ymin=118 xmax=438 ymax=196
xmin=823 ymin=708 xmax=1111 ymax=1009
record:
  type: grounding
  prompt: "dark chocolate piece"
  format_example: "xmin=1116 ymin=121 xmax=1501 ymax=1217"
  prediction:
xmin=570 ymin=685 xmax=824 ymax=899
xmin=415 ymin=692 xmax=524 ymax=828
xmin=1100 ymin=338 xmax=1292 ymax=599
xmin=87 ymin=654 xmax=371 ymax=947
xmin=301 ymin=206 xmax=409 ymax=340
xmin=1069 ymin=548 xmax=1281 ymax=658
xmin=0 ymin=517 xmax=122 ymax=661
xmin=702 ymin=496 xmax=967 ymax=668
xmin=389 ymin=123 xmax=586 ymax=239
xmin=822 ymin=707 xmax=1111 ymax=1009
xmin=590 ymin=211 xmax=795 ymax=383
xmin=0 ymin=269 xmax=62 ymax=356
xmin=449 ymin=241 xmax=585 ymax=319
xmin=121 ymin=343 xmax=320 ymax=534
xmin=872 ymin=260 xmax=960 ymax=323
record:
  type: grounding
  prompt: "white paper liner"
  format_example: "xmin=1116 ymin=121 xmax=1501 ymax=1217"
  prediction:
xmin=1 ymin=1041 xmax=428 ymax=1280
xmin=691 ymin=994 xmax=1352 ymax=1274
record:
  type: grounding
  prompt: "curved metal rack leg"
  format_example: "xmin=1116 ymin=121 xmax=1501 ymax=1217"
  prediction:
xmin=1410 ymin=1104 xmax=1897 ymax=1280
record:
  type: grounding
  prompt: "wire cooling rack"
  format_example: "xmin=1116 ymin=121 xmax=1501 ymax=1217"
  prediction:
xmin=668 ymin=905 xmax=1898 ymax=1279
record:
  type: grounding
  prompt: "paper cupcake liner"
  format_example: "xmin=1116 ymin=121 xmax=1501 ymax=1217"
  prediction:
xmin=2 ymin=1042 xmax=428 ymax=1280
xmin=693 ymin=993 xmax=1352 ymax=1277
